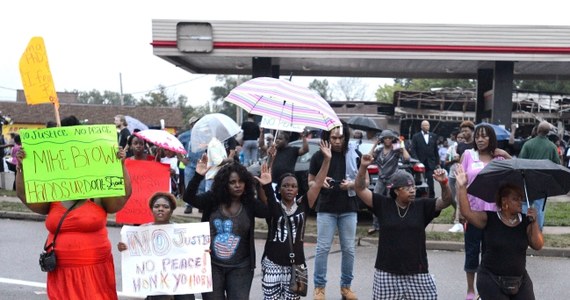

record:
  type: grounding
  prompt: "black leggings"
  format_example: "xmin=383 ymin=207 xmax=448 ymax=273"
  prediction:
xmin=477 ymin=268 xmax=535 ymax=300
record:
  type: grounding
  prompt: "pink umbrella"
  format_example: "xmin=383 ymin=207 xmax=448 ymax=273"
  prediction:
xmin=134 ymin=129 xmax=187 ymax=155
xmin=224 ymin=77 xmax=341 ymax=131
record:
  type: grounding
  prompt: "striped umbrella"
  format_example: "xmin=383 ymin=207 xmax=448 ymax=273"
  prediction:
xmin=224 ymin=77 xmax=341 ymax=131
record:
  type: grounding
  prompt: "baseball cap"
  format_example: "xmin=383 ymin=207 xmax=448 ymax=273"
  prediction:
xmin=389 ymin=170 xmax=414 ymax=189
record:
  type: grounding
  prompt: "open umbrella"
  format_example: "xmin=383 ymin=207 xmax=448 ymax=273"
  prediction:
xmin=477 ymin=123 xmax=510 ymax=141
xmin=125 ymin=115 xmax=149 ymax=133
xmin=347 ymin=116 xmax=381 ymax=132
xmin=134 ymin=129 xmax=187 ymax=155
xmin=190 ymin=113 xmax=241 ymax=152
xmin=467 ymin=159 xmax=570 ymax=207
xmin=224 ymin=77 xmax=341 ymax=131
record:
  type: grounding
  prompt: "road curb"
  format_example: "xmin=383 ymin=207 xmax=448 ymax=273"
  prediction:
xmin=2 ymin=211 xmax=569 ymax=258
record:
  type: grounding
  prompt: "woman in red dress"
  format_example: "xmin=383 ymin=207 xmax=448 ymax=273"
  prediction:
xmin=15 ymin=117 xmax=133 ymax=300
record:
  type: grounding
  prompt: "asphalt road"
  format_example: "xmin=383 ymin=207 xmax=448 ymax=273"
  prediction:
xmin=1 ymin=218 xmax=569 ymax=299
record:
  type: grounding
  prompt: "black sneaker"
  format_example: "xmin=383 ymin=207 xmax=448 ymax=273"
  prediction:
xmin=184 ymin=207 xmax=193 ymax=214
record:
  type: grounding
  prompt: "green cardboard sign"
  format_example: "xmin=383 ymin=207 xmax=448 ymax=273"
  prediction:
xmin=20 ymin=124 xmax=125 ymax=203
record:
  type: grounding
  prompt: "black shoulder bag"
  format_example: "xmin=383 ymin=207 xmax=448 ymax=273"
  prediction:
xmin=280 ymin=205 xmax=308 ymax=297
xmin=39 ymin=201 xmax=78 ymax=272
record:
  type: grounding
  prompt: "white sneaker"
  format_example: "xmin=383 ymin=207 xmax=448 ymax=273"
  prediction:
xmin=448 ymin=223 xmax=464 ymax=233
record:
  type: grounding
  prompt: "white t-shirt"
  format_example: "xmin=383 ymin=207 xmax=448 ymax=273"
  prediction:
xmin=160 ymin=156 xmax=179 ymax=175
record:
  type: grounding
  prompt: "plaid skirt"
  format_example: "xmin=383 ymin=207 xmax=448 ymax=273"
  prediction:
xmin=373 ymin=269 xmax=437 ymax=300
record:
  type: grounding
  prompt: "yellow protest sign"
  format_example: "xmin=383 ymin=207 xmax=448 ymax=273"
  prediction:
xmin=20 ymin=125 xmax=124 ymax=203
xmin=19 ymin=37 xmax=59 ymax=108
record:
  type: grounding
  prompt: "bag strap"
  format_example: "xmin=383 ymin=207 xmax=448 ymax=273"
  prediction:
xmin=44 ymin=201 xmax=79 ymax=251
xmin=279 ymin=204 xmax=296 ymax=265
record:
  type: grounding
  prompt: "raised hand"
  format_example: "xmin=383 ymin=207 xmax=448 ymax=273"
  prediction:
xmin=267 ymin=144 xmax=276 ymax=158
xmin=454 ymin=164 xmax=467 ymax=188
xmin=433 ymin=168 xmax=447 ymax=183
xmin=255 ymin=162 xmax=272 ymax=185
xmin=320 ymin=140 xmax=331 ymax=159
xmin=360 ymin=154 xmax=374 ymax=167
xmin=196 ymin=153 xmax=209 ymax=175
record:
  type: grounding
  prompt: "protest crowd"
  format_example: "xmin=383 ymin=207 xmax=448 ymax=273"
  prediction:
xmin=6 ymin=110 xmax=568 ymax=300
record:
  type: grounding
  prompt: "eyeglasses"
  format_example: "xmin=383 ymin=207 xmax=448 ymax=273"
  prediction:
xmin=399 ymin=186 xmax=417 ymax=192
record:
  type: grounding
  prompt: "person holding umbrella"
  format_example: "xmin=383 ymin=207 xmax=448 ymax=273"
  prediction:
xmin=354 ymin=154 xmax=452 ymax=299
xmin=455 ymin=164 xmax=543 ymax=299
xmin=460 ymin=123 xmax=512 ymax=300
xmin=255 ymin=140 xmax=331 ymax=300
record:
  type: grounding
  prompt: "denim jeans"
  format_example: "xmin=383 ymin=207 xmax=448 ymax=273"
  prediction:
xmin=202 ymin=263 xmax=254 ymax=300
xmin=242 ymin=140 xmax=259 ymax=166
xmin=313 ymin=212 xmax=357 ymax=288
xmin=522 ymin=198 xmax=545 ymax=231
xmin=464 ymin=223 xmax=484 ymax=272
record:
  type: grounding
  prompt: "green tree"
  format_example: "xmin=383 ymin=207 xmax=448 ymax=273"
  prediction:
xmin=393 ymin=78 xmax=475 ymax=91
xmin=375 ymin=82 xmax=406 ymax=104
xmin=210 ymin=75 xmax=251 ymax=119
xmin=515 ymin=79 xmax=570 ymax=93
xmin=77 ymin=89 xmax=136 ymax=105
xmin=138 ymin=85 xmax=176 ymax=107
xmin=308 ymin=79 xmax=332 ymax=100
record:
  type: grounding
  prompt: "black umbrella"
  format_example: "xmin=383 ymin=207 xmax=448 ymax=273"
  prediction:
xmin=467 ymin=159 xmax=570 ymax=207
xmin=347 ymin=116 xmax=381 ymax=132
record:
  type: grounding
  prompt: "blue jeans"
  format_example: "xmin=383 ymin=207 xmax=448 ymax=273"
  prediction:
xmin=202 ymin=263 xmax=254 ymax=300
xmin=522 ymin=198 xmax=545 ymax=231
xmin=464 ymin=223 xmax=484 ymax=273
xmin=313 ymin=212 xmax=357 ymax=288
xmin=184 ymin=166 xmax=205 ymax=208
xmin=242 ymin=140 xmax=258 ymax=166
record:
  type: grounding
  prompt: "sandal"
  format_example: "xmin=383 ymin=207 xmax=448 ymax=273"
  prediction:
xmin=465 ymin=292 xmax=476 ymax=300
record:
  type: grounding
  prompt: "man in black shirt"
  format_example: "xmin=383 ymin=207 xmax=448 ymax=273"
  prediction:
xmin=241 ymin=114 xmax=260 ymax=166
xmin=268 ymin=131 xmax=308 ymax=184
xmin=309 ymin=122 xmax=360 ymax=300
xmin=114 ymin=114 xmax=131 ymax=149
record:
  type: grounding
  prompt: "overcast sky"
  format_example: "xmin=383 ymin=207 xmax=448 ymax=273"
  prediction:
xmin=1 ymin=0 xmax=569 ymax=107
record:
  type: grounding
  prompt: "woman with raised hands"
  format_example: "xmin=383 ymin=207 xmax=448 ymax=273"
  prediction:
xmin=455 ymin=164 xmax=543 ymax=299
xmin=255 ymin=140 xmax=331 ymax=300
xmin=183 ymin=155 xmax=267 ymax=300
xmin=354 ymin=153 xmax=452 ymax=299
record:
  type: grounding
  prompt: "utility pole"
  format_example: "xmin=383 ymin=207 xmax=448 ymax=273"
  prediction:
xmin=119 ymin=72 xmax=124 ymax=106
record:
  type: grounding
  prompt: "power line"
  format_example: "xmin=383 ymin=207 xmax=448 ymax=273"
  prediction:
xmin=0 ymin=74 xmax=209 ymax=96
xmin=127 ymin=75 xmax=208 ymax=95
xmin=0 ymin=85 xmax=18 ymax=91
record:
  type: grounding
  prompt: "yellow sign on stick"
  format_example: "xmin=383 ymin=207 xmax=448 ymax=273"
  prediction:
xmin=19 ymin=37 xmax=59 ymax=108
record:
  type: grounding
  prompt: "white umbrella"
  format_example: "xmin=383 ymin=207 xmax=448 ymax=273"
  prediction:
xmin=190 ymin=113 xmax=241 ymax=152
xmin=125 ymin=115 xmax=149 ymax=133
